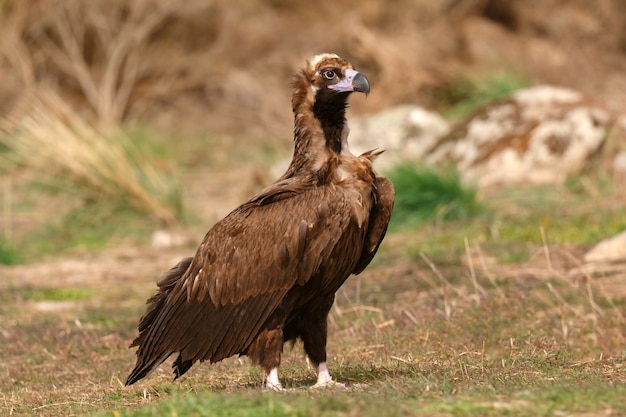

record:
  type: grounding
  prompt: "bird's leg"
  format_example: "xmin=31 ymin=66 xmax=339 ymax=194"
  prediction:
xmin=298 ymin=296 xmax=346 ymax=388
xmin=314 ymin=362 xmax=334 ymax=387
xmin=312 ymin=362 xmax=347 ymax=388
xmin=248 ymin=327 xmax=285 ymax=391
xmin=266 ymin=367 xmax=284 ymax=391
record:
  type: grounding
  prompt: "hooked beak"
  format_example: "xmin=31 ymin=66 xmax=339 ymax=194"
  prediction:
xmin=327 ymin=68 xmax=370 ymax=96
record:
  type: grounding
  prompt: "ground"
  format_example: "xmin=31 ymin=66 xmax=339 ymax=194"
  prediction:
xmin=1 ymin=187 xmax=625 ymax=415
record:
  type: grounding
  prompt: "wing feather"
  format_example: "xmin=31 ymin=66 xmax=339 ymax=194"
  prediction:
xmin=187 ymin=184 xmax=356 ymax=306
xmin=353 ymin=176 xmax=395 ymax=275
xmin=128 ymin=181 xmax=364 ymax=382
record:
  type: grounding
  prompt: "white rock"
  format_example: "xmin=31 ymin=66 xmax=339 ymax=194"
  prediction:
xmin=151 ymin=229 xmax=190 ymax=249
xmin=585 ymin=230 xmax=626 ymax=263
xmin=428 ymin=85 xmax=610 ymax=187
xmin=348 ymin=105 xmax=450 ymax=171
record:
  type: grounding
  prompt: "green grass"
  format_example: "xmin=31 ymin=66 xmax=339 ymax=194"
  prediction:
xmin=390 ymin=180 xmax=626 ymax=266
xmin=105 ymin=391 xmax=319 ymax=417
xmin=0 ymin=95 xmax=184 ymax=226
xmin=94 ymin=358 xmax=626 ymax=417
xmin=19 ymin=287 xmax=97 ymax=302
xmin=387 ymin=162 xmax=482 ymax=231
xmin=2 ymin=155 xmax=625 ymax=417
xmin=25 ymin=201 xmax=162 ymax=257
xmin=437 ymin=71 xmax=530 ymax=122
xmin=0 ymin=237 xmax=21 ymax=264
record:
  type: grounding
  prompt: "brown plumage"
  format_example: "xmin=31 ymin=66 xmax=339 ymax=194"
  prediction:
xmin=125 ymin=53 xmax=395 ymax=389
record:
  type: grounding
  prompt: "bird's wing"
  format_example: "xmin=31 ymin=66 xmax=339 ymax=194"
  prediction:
xmin=352 ymin=176 xmax=395 ymax=275
xmin=186 ymin=178 xmax=354 ymax=306
xmin=129 ymin=181 xmax=355 ymax=378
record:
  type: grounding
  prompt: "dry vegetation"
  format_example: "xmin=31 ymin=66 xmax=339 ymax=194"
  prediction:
xmin=1 ymin=91 xmax=182 ymax=225
xmin=2 ymin=0 xmax=626 ymax=134
xmin=1 ymin=0 xmax=626 ymax=416
xmin=1 ymin=211 xmax=625 ymax=415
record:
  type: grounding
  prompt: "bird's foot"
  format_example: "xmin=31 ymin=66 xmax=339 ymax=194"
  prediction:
xmin=311 ymin=378 xmax=346 ymax=389
xmin=266 ymin=382 xmax=285 ymax=392
xmin=265 ymin=367 xmax=285 ymax=392
xmin=310 ymin=362 xmax=346 ymax=389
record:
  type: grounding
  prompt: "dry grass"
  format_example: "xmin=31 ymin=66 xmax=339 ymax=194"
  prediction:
xmin=1 ymin=113 xmax=624 ymax=415
xmin=1 ymin=215 xmax=625 ymax=416
xmin=0 ymin=0 xmax=213 ymax=124
xmin=0 ymin=91 xmax=181 ymax=225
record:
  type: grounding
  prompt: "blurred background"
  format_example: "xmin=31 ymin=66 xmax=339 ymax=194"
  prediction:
xmin=1 ymin=0 xmax=626 ymax=260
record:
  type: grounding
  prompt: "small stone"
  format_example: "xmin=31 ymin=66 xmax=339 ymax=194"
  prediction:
xmin=585 ymin=230 xmax=626 ymax=263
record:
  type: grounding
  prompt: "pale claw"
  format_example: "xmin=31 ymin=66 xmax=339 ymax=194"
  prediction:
xmin=311 ymin=379 xmax=346 ymax=389
xmin=266 ymin=382 xmax=285 ymax=392
xmin=266 ymin=367 xmax=284 ymax=391
xmin=311 ymin=362 xmax=346 ymax=389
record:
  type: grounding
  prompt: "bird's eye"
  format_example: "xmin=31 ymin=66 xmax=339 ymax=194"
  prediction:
xmin=322 ymin=69 xmax=336 ymax=80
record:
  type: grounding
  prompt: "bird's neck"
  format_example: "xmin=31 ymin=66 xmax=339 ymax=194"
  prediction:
xmin=312 ymin=97 xmax=348 ymax=154
xmin=284 ymin=91 xmax=349 ymax=181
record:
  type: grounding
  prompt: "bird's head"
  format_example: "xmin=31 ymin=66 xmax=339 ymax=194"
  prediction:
xmin=292 ymin=53 xmax=370 ymax=135
xmin=289 ymin=53 xmax=370 ymax=161
xmin=306 ymin=53 xmax=370 ymax=97
xmin=292 ymin=53 xmax=370 ymax=113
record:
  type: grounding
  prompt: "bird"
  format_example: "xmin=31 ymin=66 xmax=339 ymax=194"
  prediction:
xmin=125 ymin=53 xmax=395 ymax=390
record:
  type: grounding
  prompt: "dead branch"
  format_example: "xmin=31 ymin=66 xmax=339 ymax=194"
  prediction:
xmin=1 ymin=0 xmax=210 ymax=124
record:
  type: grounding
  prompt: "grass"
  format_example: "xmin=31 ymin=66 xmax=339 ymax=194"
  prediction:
xmin=1 ymin=178 xmax=625 ymax=417
xmin=0 ymin=95 xmax=196 ymax=260
xmin=387 ymin=162 xmax=481 ymax=231
xmin=437 ymin=71 xmax=531 ymax=122
xmin=0 ymin=237 xmax=21 ymax=264
xmin=26 ymin=201 xmax=164 ymax=257
xmin=19 ymin=287 xmax=97 ymax=302
xmin=385 ymin=178 xmax=626 ymax=267
xmin=95 ymin=379 xmax=626 ymax=417
xmin=0 ymin=91 xmax=183 ymax=227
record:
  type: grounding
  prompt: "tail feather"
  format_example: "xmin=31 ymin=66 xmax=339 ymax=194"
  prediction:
xmin=126 ymin=352 xmax=171 ymax=385
xmin=173 ymin=354 xmax=194 ymax=380
xmin=126 ymin=257 xmax=193 ymax=385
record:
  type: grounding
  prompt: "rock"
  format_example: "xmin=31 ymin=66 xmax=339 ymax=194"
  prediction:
xmin=348 ymin=105 xmax=450 ymax=171
xmin=612 ymin=150 xmax=626 ymax=186
xmin=427 ymin=85 xmax=611 ymax=187
xmin=151 ymin=229 xmax=192 ymax=249
xmin=585 ymin=230 xmax=626 ymax=263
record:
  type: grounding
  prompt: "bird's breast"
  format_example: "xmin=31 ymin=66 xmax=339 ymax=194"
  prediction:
xmin=329 ymin=154 xmax=376 ymax=229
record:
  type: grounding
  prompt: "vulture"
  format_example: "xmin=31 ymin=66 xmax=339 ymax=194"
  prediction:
xmin=125 ymin=53 xmax=395 ymax=390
